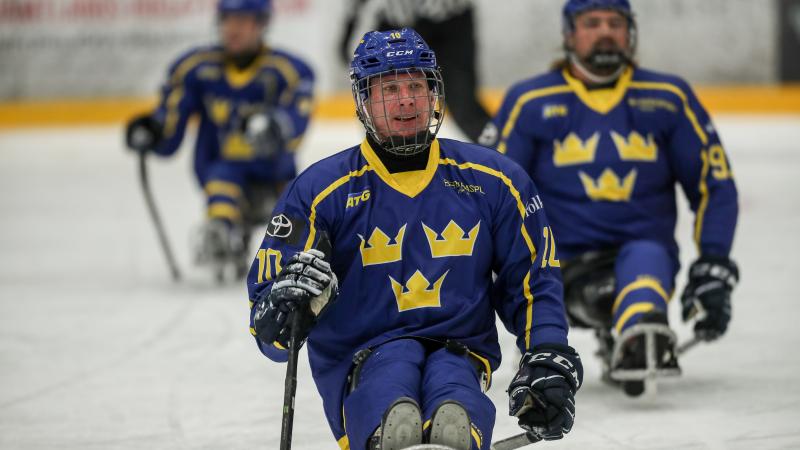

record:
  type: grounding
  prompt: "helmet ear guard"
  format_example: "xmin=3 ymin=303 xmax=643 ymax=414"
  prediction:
xmin=349 ymin=28 xmax=446 ymax=156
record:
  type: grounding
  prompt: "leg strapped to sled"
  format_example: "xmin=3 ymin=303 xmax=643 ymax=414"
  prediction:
xmin=609 ymin=320 xmax=681 ymax=395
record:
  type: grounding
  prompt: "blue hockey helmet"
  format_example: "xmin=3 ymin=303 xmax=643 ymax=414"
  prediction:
xmin=349 ymin=28 xmax=445 ymax=156
xmin=562 ymin=0 xmax=635 ymax=33
xmin=217 ymin=0 xmax=271 ymax=18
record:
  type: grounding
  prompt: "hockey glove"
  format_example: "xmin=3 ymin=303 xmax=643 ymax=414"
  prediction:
xmin=681 ymin=255 xmax=738 ymax=341
xmin=125 ymin=113 xmax=163 ymax=153
xmin=253 ymin=249 xmax=338 ymax=348
xmin=242 ymin=112 xmax=286 ymax=159
xmin=508 ymin=344 xmax=583 ymax=441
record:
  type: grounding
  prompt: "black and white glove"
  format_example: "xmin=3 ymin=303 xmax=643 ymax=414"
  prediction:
xmin=242 ymin=112 xmax=286 ymax=158
xmin=508 ymin=344 xmax=583 ymax=441
xmin=681 ymin=255 xmax=738 ymax=341
xmin=253 ymin=249 xmax=338 ymax=348
xmin=125 ymin=113 xmax=163 ymax=153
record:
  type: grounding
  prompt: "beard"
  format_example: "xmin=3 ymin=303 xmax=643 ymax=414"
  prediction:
xmin=583 ymin=40 xmax=630 ymax=75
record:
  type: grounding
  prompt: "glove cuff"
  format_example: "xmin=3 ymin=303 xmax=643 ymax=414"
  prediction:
xmin=521 ymin=344 xmax=583 ymax=391
xmin=691 ymin=255 xmax=739 ymax=287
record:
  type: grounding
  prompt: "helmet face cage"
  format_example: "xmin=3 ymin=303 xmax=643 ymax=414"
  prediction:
xmin=352 ymin=67 xmax=445 ymax=157
xmin=562 ymin=0 xmax=637 ymax=54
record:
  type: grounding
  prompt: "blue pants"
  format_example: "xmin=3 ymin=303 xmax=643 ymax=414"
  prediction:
xmin=611 ymin=240 xmax=678 ymax=333
xmin=343 ymin=339 xmax=495 ymax=450
xmin=201 ymin=157 xmax=294 ymax=224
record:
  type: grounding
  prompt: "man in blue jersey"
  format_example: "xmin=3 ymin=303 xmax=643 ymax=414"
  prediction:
xmin=483 ymin=0 xmax=739 ymax=396
xmin=125 ymin=0 xmax=314 ymax=279
xmin=248 ymin=28 xmax=582 ymax=450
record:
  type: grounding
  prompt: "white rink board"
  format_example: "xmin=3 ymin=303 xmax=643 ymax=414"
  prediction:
xmin=1 ymin=116 xmax=799 ymax=449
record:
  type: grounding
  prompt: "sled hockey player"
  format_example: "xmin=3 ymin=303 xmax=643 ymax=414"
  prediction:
xmin=482 ymin=0 xmax=739 ymax=396
xmin=125 ymin=0 xmax=314 ymax=280
xmin=248 ymin=28 xmax=582 ymax=449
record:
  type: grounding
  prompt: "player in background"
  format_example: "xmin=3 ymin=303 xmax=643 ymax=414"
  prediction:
xmin=482 ymin=0 xmax=739 ymax=396
xmin=338 ymin=0 xmax=491 ymax=143
xmin=125 ymin=0 xmax=314 ymax=280
xmin=248 ymin=28 xmax=582 ymax=450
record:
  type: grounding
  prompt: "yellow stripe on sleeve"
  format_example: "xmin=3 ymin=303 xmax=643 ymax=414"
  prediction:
xmin=439 ymin=158 xmax=538 ymax=350
xmin=304 ymin=165 xmax=373 ymax=250
xmin=497 ymin=85 xmax=573 ymax=154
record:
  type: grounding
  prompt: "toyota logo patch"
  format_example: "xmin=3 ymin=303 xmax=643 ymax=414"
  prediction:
xmin=267 ymin=214 xmax=293 ymax=238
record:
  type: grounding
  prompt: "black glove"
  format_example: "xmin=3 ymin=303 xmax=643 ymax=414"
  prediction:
xmin=242 ymin=112 xmax=286 ymax=158
xmin=681 ymin=255 xmax=738 ymax=341
xmin=253 ymin=249 xmax=338 ymax=348
xmin=125 ymin=113 xmax=163 ymax=153
xmin=508 ymin=344 xmax=583 ymax=441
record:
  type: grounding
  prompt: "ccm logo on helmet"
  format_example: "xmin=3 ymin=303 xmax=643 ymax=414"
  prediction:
xmin=386 ymin=50 xmax=414 ymax=57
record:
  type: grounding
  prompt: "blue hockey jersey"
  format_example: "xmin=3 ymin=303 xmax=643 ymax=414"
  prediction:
xmin=489 ymin=67 xmax=738 ymax=263
xmin=247 ymin=138 xmax=568 ymax=444
xmin=151 ymin=44 xmax=314 ymax=185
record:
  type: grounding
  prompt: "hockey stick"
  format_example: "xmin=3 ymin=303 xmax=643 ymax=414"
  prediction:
xmin=677 ymin=335 xmax=702 ymax=355
xmin=279 ymin=232 xmax=332 ymax=450
xmin=490 ymin=431 xmax=542 ymax=450
xmin=279 ymin=310 xmax=303 ymax=450
xmin=138 ymin=151 xmax=181 ymax=281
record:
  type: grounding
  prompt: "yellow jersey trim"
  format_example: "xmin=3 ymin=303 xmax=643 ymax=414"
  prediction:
xmin=438 ymin=158 xmax=538 ymax=350
xmin=360 ymin=139 xmax=440 ymax=199
xmin=612 ymin=276 xmax=670 ymax=315
xmin=497 ymin=84 xmax=573 ymax=154
xmin=224 ymin=56 xmax=265 ymax=89
xmin=304 ymin=164 xmax=374 ymax=250
xmin=169 ymin=50 xmax=223 ymax=87
xmin=695 ymin=149 xmax=712 ymax=251
xmin=628 ymin=81 xmax=709 ymax=145
xmin=263 ymin=53 xmax=302 ymax=105
xmin=337 ymin=434 xmax=349 ymax=450
xmin=562 ymin=66 xmax=634 ymax=115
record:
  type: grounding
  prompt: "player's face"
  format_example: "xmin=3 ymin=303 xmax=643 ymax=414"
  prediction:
xmin=219 ymin=13 xmax=265 ymax=56
xmin=367 ymin=71 xmax=434 ymax=140
xmin=568 ymin=9 xmax=630 ymax=61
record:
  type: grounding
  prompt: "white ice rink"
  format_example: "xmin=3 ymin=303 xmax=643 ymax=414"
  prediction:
xmin=1 ymin=116 xmax=799 ymax=449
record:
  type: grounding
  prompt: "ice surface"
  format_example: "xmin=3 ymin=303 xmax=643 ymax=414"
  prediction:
xmin=1 ymin=116 xmax=799 ymax=449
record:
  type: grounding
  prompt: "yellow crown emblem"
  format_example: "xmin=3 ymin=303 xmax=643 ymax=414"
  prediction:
xmin=390 ymin=270 xmax=449 ymax=311
xmin=611 ymin=131 xmax=658 ymax=161
xmin=210 ymin=98 xmax=230 ymax=125
xmin=422 ymin=220 xmax=480 ymax=258
xmin=553 ymin=132 xmax=600 ymax=166
xmin=579 ymin=168 xmax=637 ymax=202
xmin=358 ymin=224 xmax=406 ymax=266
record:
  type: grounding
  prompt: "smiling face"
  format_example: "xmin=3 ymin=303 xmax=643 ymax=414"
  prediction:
xmin=366 ymin=70 xmax=435 ymax=140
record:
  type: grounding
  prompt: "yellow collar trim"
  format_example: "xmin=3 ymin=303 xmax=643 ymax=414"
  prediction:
xmin=562 ymin=66 xmax=633 ymax=114
xmin=224 ymin=54 xmax=267 ymax=89
xmin=359 ymin=139 xmax=440 ymax=198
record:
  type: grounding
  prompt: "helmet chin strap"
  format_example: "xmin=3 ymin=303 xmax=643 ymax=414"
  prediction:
xmin=568 ymin=52 xmax=626 ymax=85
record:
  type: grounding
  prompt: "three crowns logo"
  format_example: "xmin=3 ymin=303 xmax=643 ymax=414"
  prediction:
xmin=579 ymin=168 xmax=637 ymax=202
xmin=611 ymin=131 xmax=658 ymax=161
xmin=389 ymin=270 xmax=449 ymax=311
xmin=358 ymin=224 xmax=406 ymax=266
xmin=422 ymin=221 xmax=480 ymax=258
xmin=553 ymin=132 xmax=600 ymax=166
